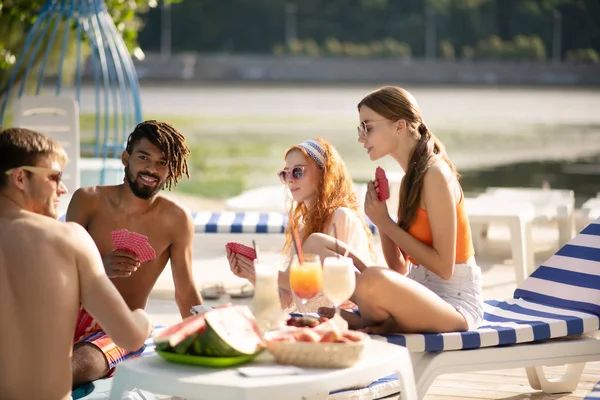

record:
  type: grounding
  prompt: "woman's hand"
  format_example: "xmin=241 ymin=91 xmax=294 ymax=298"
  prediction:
xmin=364 ymin=180 xmax=392 ymax=227
xmin=227 ymin=248 xmax=256 ymax=282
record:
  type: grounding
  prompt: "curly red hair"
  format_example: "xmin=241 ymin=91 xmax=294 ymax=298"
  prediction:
xmin=282 ymin=137 xmax=373 ymax=259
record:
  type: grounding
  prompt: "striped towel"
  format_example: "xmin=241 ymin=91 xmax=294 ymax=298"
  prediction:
xmin=141 ymin=329 xmax=163 ymax=357
xmin=376 ymin=219 xmax=600 ymax=352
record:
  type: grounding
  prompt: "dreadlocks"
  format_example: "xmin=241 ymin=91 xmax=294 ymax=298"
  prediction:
xmin=125 ymin=120 xmax=190 ymax=190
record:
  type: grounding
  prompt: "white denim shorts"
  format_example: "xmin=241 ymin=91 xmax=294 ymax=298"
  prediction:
xmin=407 ymin=257 xmax=484 ymax=330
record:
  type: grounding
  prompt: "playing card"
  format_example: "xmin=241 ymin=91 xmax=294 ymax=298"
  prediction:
xmin=110 ymin=229 xmax=156 ymax=263
xmin=375 ymin=166 xmax=390 ymax=201
xmin=135 ymin=240 xmax=156 ymax=263
xmin=225 ymin=242 xmax=257 ymax=260
xmin=111 ymin=229 xmax=129 ymax=249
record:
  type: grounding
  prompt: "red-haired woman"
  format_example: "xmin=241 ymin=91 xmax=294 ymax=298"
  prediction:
xmin=228 ymin=138 xmax=374 ymax=312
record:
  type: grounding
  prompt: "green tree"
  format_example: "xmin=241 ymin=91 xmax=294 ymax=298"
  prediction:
xmin=0 ymin=0 xmax=178 ymax=98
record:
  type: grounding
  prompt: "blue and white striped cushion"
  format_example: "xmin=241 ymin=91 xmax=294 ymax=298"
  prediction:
xmin=585 ymin=382 xmax=600 ymax=399
xmin=60 ymin=211 xmax=377 ymax=234
xmin=191 ymin=211 xmax=377 ymax=234
xmin=374 ymin=218 xmax=600 ymax=352
xmin=375 ymin=298 xmax=599 ymax=352
xmin=192 ymin=211 xmax=288 ymax=234
xmin=514 ymin=221 xmax=600 ymax=316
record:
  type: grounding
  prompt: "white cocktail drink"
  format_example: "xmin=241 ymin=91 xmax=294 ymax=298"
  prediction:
xmin=322 ymin=256 xmax=356 ymax=307
xmin=251 ymin=261 xmax=285 ymax=332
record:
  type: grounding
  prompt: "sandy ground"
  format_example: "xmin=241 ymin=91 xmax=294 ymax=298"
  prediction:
xmin=68 ymin=84 xmax=600 ymax=129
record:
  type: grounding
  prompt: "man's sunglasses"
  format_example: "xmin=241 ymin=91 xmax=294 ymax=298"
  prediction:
xmin=5 ymin=166 xmax=63 ymax=185
xmin=277 ymin=166 xmax=306 ymax=184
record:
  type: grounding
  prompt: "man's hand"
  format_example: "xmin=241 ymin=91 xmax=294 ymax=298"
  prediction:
xmin=103 ymin=249 xmax=140 ymax=278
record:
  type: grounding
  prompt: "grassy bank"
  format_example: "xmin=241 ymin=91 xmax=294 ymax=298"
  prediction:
xmin=6 ymin=110 xmax=600 ymax=199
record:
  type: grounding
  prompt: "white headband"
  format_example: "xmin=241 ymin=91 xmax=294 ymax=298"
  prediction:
xmin=297 ymin=139 xmax=326 ymax=169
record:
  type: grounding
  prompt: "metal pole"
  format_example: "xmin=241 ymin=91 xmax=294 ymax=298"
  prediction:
xmin=285 ymin=3 xmax=298 ymax=46
xmin=425 ymin=4 xmax=436 ymax=60
xmin=552 ymin=10 xmax=562 ymax=64
xmin=161 ymin=0 xmax=172 ymax=60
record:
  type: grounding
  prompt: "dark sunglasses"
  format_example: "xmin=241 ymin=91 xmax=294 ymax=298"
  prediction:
xmin=277 ymin=166 xmax=306 ymax=184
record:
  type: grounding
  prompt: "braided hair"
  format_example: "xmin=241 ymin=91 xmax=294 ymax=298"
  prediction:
xmin=125 ymin=120 xmax=190 ymax=190
xmin=358 ymin=86 xmax=457 ymax=231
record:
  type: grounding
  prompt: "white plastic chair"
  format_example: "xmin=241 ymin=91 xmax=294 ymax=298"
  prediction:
xmin=12 ymin=95 xmax=80 ymax=192
xmin=579 ymin=197 xmax=600 ymax=233
xmin=464 ymin=196 xmax=536 ymax=284
xmin=480 ymin=187 xmax=576 ymax=247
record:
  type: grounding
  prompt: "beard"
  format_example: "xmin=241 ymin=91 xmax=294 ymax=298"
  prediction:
xmin=124 ymin=165 xmax=164 ymax=200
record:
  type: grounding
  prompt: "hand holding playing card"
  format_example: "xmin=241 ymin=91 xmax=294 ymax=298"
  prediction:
xmin=226 ymin=242 xmax=257 ymax=281
xmin=375 ymin=166 xmax=390 ymax=201
xmin=225 ymin=242 xmax=257 ymax=260
xmin=108 ymin=229 xmax=157 ymax=278
xmin=103 ymin=249 xmax=140 ymax=278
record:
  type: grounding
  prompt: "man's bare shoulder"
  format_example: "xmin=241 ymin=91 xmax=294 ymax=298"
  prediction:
xmin=68 ymin=185 xmax=123 ymax=219
xmin=155 ymin=194 xmax=193 ymax=223
xmin=72 ymin=185 xmax=120 ymax=203
xmin=17 ymin=212 xmax=85 ymax=242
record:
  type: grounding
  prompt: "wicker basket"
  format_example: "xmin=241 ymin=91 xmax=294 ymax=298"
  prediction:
xmin=266 ymin=335 xmax=369 ymax=368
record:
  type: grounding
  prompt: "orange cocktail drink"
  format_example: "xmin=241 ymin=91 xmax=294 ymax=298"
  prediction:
xmin=289 ymin=254 xmax=322 ymax=303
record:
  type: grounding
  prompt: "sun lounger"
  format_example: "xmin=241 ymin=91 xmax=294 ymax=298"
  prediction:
xmin=585 ymin=381 xmax=600 ymax=399
xmin=366 ymin=217 xmax=600 ymax=399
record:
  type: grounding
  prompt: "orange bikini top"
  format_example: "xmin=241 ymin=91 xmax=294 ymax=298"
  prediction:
xmin=404 ymin=190 xmax=474 ymax=265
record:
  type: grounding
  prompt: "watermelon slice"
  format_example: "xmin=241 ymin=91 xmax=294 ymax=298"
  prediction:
xmin=153 ymin=314 xmax=207 ymax=352
xmin=196 ymin=305 xmax=265 ymax=357
xmin=375 ymin=166 xmax=390 ymax=201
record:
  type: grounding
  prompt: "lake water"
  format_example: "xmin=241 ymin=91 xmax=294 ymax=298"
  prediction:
xmin=62 ymin=84 xmax=600 ymax=201
xmin=460 ymin=153 xmax=600 ymax=206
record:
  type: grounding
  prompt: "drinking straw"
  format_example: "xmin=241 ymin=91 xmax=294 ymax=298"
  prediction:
xmin=333 ymin=223 xmax=341 ymax=258
xmin=252 ymin=239 xmax=261 ymax=263
xmin=291 ymin=227 xmax=304 ymax=264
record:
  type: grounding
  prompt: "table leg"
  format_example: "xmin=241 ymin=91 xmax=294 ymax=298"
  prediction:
xmin=508 ymin=217 xmax=529 ymax=285
xmin=108 ymin=372 xmax=130 ymax=400
xmin=395 ymin=361 xmax=418 ymax=400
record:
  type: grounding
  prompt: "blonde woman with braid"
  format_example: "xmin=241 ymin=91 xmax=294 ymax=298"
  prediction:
xmin=228 ymin=138 xmax=375 ymax=313
xmin=66 ymin=120 xmax=202 ymax=387
xmin=346 ymin=86 xmax=484 ymax=335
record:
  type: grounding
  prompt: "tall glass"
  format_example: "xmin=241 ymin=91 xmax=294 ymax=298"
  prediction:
xmin=289 ymin=254 xmax=322 ymax=305
xmin=322 ymin=256 xmax=356 ymax=317
xmin=251 ymin=260 xmax=285 ymax=332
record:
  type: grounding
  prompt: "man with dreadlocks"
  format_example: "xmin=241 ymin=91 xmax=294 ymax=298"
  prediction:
xmin=65 ymin=120 xmax=203 ymax=387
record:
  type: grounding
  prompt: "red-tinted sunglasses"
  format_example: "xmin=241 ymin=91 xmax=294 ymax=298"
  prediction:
xmin=277 ymin=166 xmax=306 ymax=184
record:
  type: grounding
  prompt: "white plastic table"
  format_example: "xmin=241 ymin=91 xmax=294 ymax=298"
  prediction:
xmin=109 ymin=339 xmax=417 ymax=400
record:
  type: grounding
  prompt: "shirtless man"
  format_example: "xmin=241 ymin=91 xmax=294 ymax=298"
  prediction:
xmin=0 ymin=128 xmax=151 ymax=400
xmin=66 ymin=120 xmax=203 ymax=386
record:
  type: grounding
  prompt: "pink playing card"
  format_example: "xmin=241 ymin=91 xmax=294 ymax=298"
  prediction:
xmin=135 ymin=240 xmax=157 ymax=263
xmin=111 ymin=229 xmax=130 ymax=249
xmin=110 ymin=229 xmax=156 ymax=263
